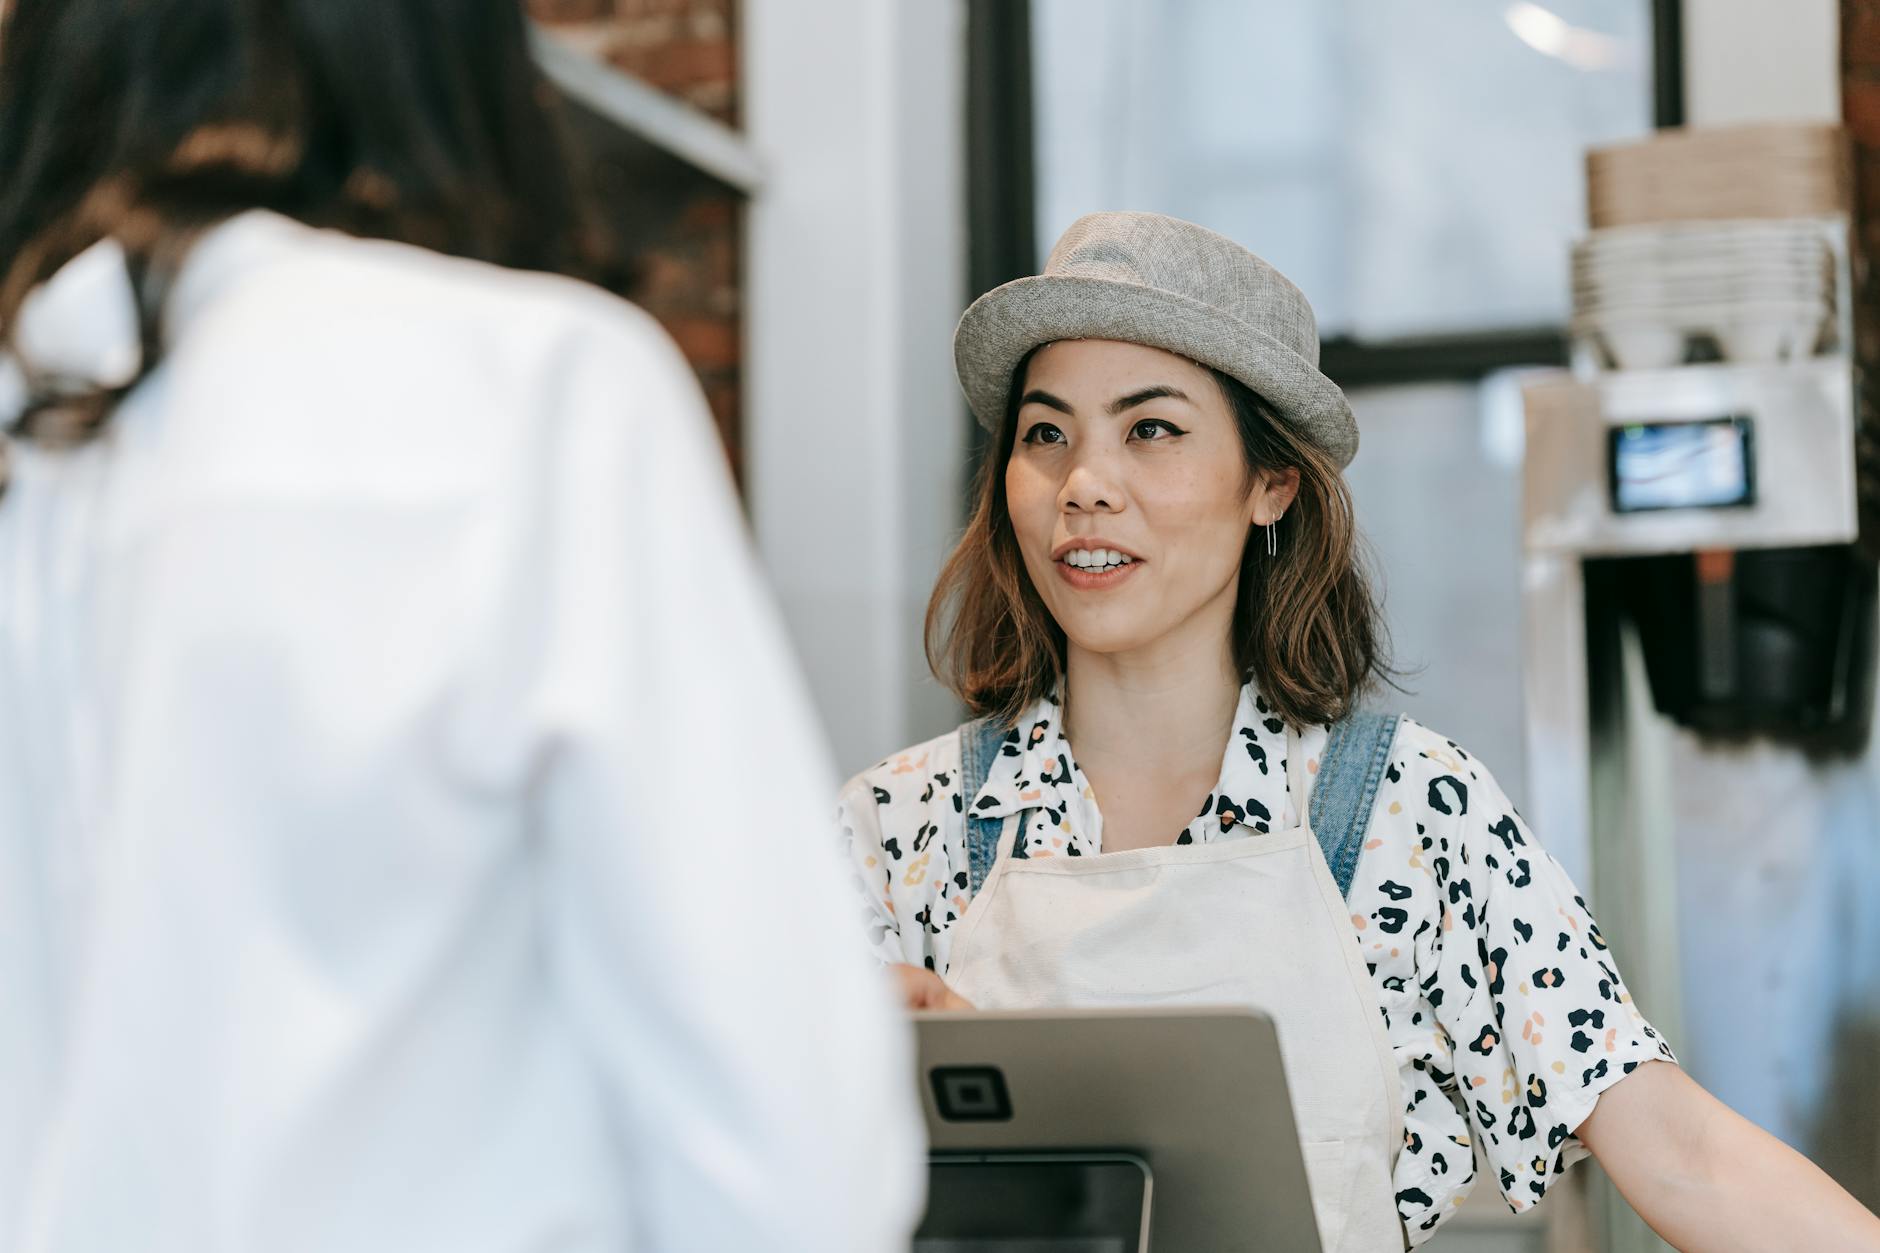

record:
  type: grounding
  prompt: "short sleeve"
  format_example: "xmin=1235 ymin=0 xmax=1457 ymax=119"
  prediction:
xmin=834 ymin=736 xmax=972 ymax=975
xmin=836 ymin=780 xmax=910 ymax=966
xmin=1419 ymin=747 xmax=1677 ymax=1213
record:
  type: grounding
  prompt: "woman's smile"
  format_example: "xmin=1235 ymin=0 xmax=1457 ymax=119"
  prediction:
xmin=1053 ymin=539 xmax=1144 ymax=590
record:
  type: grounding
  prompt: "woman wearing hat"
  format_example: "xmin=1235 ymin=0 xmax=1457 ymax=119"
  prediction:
xmin=839 ymin=213 xmax=1880 ymax=1249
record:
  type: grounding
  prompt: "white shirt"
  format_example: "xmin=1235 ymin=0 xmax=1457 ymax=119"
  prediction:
xmin=839 ymin=685 xmax=1675 ymax=1244
xmin=0 ymin=212 xmax=923 ymax=1253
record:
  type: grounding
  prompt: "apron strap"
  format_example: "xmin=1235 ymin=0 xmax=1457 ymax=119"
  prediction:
xmin=1308 ymin=711 xmax=1404 ymax=901
xmin=957 ymin=716 xmax=1016 ymax=894
xmin=961 ymin=707 xmax=1404 ymax=901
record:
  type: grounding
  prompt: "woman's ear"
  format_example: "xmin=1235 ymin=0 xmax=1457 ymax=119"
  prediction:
xmin=1252 ymin=466 xmax=1302 ymax=525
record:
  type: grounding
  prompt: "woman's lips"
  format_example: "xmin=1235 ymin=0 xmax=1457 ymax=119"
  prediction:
xmin=1054 ymin=559 xmax=1142 ymax=590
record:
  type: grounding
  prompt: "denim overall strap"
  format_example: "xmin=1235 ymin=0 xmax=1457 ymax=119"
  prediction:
xmin=956 ymin=717 xmax=1014 ymax=895
xmin=1308 ymin=711 xmax=1403 ymax=901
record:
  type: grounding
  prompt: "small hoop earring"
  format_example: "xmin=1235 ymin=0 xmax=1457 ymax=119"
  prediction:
xmin=1266 ymin=521 xmax=1278 ymax=558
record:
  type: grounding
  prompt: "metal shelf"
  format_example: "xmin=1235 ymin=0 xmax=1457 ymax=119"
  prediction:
xmin=529 ymin=25 xmax=764 ymax=196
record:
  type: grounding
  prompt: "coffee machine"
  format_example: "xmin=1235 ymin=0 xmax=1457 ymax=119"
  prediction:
xmin=1519 ymin=210 xmax=1878 ymax=1249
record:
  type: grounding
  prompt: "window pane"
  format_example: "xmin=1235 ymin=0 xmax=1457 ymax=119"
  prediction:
xmin=1033 ymin=0 xmax=1655 ymax=340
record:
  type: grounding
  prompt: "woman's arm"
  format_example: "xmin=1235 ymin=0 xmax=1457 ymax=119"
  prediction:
xmin=1578 ymin=1059 xmax=1880 ymax=1251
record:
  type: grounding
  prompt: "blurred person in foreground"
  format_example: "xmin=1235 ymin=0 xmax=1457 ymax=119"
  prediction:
xmin=0 ymin=2 xmax=923 ymax=1250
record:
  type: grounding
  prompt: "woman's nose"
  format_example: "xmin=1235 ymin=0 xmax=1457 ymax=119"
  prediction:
xmin=1059 ymin=454 xmax=1123 ymax=513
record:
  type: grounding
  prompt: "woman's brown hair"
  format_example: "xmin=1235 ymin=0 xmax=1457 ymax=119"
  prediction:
xmin=0 ymin=0 xmax=608 ymax=495
xmin=925 ymin=350 xmax=1392 ymax=730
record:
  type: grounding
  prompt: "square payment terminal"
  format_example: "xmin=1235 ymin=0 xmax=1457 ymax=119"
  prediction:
xmin=913 ymin=1008 xmax=1322 ymax=1253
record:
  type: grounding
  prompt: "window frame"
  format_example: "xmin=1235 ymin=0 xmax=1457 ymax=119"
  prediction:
xmin=967 ymin=0 xmax=1689 ymax=391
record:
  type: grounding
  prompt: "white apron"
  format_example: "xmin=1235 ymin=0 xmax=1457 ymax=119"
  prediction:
xmin=945 ymin=733 xmax=1407 ymax=1252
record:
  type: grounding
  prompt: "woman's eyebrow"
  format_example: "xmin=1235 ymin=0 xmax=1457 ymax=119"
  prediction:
xmin=1018 ymin=389 xmax=1075 ymax=415
xmin=1019 ymin=384 xmax=1191 ymax=416
xmin=1107 ymin=385 xmax=1190 ymax=415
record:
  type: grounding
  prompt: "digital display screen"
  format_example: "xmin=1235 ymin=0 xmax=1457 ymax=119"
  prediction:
xmin=915 ymin=1157 xmax=1148 ymax=1253
xmin=1609 ymin=417 xmax=1755 ymax=514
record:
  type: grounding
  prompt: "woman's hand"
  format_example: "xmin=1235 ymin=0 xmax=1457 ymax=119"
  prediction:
xmin=1578 ymin=1059 xmax=1880 ymax=1251
xmin=890 ymin=964 xmax=976 ymax=1012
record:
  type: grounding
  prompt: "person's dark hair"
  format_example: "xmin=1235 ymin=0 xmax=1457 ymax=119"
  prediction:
xmin=926 ymin=350 xmax=1393 ymax=730
xmin=0 ymin=0 xmax=599 ymax=486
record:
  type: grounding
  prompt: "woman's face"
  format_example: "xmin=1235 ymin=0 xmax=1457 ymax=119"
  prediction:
xmin=1004 ymin=339 xmax=1297 ymax=663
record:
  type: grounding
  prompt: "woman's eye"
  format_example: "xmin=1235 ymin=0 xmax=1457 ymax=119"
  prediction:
xmin=1130 ymin=418 xmax=1185 ymax=441
xmin=1021 ymin=422 xmax=1065 ymax=445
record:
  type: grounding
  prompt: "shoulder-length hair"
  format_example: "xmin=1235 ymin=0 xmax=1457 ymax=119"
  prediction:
xmin=0 ymin=0 xmax=598 ymax=477
xmin=926 ymin=351 xmax=1392 ymax=730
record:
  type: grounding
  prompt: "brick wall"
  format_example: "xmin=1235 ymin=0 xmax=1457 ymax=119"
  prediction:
xmin=530 ymin=0 xmax=745 ymax=477
xmin=1844 ymin=0 xmax=1880 ymax=546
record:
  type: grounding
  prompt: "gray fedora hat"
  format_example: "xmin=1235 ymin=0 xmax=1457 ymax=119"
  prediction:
xmin=954 ymin=211 xmax=1358 ymax=467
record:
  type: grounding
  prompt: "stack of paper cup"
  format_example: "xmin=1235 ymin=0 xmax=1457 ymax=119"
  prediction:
xmin=1571 ymin=220 xmax=1836 ymax=369
xmin=1571 ymin=123 xmax=1848 ymax=371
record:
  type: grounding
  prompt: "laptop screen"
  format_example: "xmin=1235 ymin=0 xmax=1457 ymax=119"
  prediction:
xmin=914 ymin=1156 xmax=1149 ymax=1253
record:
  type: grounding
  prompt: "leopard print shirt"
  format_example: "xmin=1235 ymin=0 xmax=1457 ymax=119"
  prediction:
xmin=837 ymin=685 xmax=1676 ymax=1244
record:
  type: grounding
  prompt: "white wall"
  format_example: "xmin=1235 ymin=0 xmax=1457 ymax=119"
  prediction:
xmin=742 ymin=0 xmax=968 ymax=776
xmin=1683 ymin=0 xmax=1840 ymax=126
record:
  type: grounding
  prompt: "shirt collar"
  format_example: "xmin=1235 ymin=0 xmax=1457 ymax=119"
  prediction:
xmin=967 ymin=694 xmax=1073 ymax=823
xmin=1 ymin=210 xmax=312 ymax=427
xmin=1183 ymin=684 xmax=1297 ymax=842
xmin=0 ymin=236 xmax=142 ymax=424
xmin=966 ymin=683 xmax=1299 ymax=843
